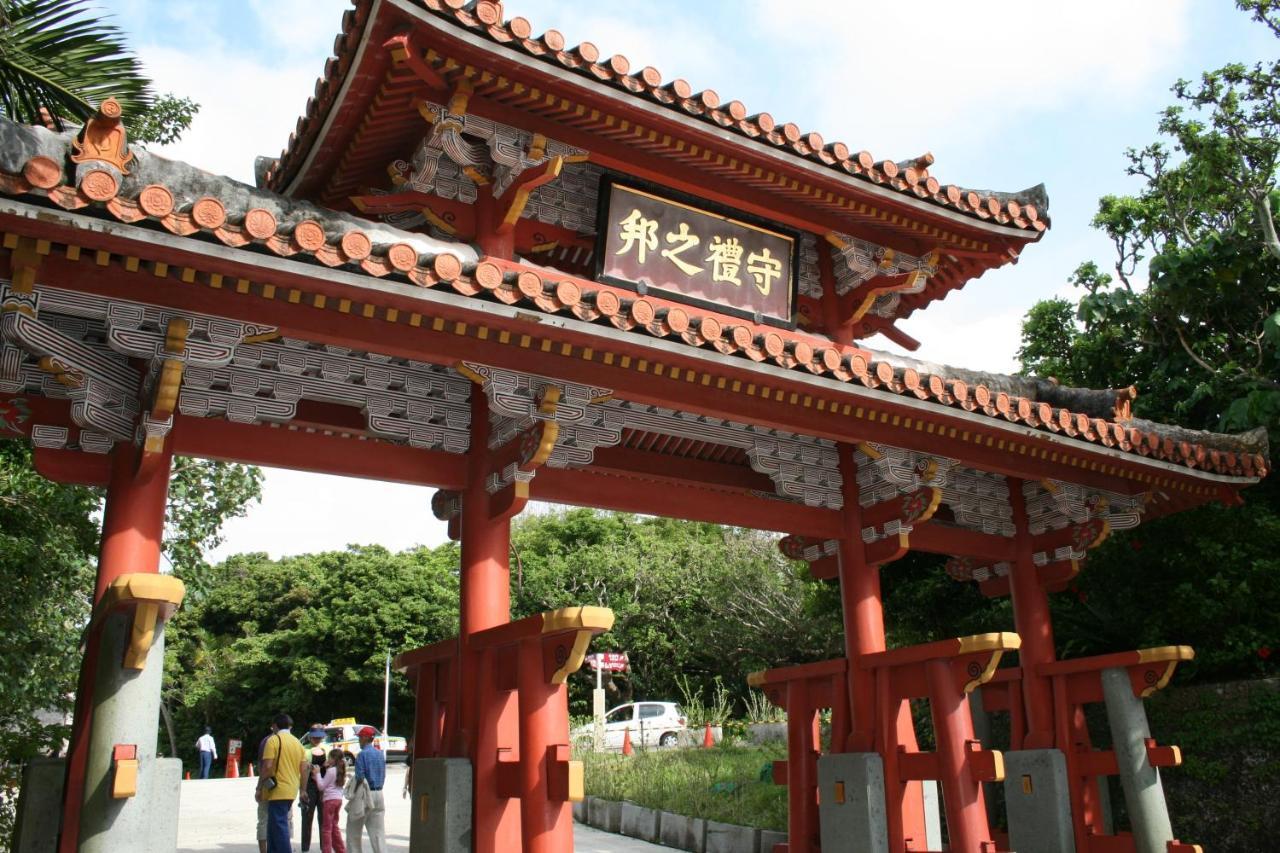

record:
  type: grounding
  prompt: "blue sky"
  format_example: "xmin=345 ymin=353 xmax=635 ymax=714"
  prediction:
xmin=93 ymin=1 xmax=1275 ymax=560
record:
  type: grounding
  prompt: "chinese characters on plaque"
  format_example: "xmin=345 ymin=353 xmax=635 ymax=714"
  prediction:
xmin=597 ymin=181 xmax=796 ymax=326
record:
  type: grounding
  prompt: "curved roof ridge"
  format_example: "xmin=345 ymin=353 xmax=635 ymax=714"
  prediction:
xmin=264 ymin=0 xmax=1049 ymax=233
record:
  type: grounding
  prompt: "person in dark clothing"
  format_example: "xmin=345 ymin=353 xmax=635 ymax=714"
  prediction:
xmin=298 ymin=725 xmax=329 ymax=851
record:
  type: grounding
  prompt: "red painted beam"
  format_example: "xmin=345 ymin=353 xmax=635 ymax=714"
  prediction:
xmin=172 ymin=415 xmax=467 ymax=489
xmin=586 ymin=445 xmax=775 ymax=494
xmin=0 ymin=247 xmax=1234 ymax=501
xmin=529 ymin=466 xmax=842 ymax=539
xmin=908 ymin=522 xmax=1017 ymax=563
xmin=33 ymin=446 xmax=111 ymax=486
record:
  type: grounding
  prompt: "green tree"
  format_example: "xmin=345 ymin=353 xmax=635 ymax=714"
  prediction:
xmin=507 ymin=510 xmax=841 ymax=714
xmin=165 ymin=458 xmax=264 ymax=599
xmin=0 ymin=441 xmax=98 ymax=832
xmin=1009 ymin=0 xmax=1280 ymax=683
xmin=162 ymin=544 xmax=461 ymax=768
xmin=0 ymin=0 xmax=197 ymax=143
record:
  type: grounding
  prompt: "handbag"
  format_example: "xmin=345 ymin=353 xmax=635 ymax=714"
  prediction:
xmin=345 ymin=776 xmax=370 ymax=818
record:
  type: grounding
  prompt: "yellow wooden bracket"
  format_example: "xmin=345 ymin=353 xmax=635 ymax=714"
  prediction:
xmin=147 ymin=317 xmax=189 ymax=444
xmin=6 ymin=235 xmax=46 ymax=294
xmin=95 ymin=574 xmax=186 ymax=671
xmin=499 ymin=156 xmax=563 ymax=229
xmin=541 ymin=606 xmax=615 ymax=684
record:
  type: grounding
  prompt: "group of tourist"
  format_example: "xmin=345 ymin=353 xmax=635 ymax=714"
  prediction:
xmin=249 ymin=713 xmax=388 ymax=853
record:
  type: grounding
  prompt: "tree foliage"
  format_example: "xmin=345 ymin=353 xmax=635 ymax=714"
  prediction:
xmin=0 ymin=0 xmax=197 ymax=143
xmin=1010 ymin=0 xmax=1280 ymax=682
xmin=165 ymin=458 xmax=264 ymax=599
xmin=0 ymin=440 xmax=98 ymax=827
xmin=161 ymin=510 xmax=844 ymax=768
xmin=1021 ymin=0 xmax=1280 ymax=437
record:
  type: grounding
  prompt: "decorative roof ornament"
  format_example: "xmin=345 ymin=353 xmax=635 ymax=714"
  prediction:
xmin=70 ymin=98 xmax=132 ymax=201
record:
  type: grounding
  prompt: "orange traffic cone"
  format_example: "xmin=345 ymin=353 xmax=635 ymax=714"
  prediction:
xmin=621 ymin=727 xmax=634 ymax=756
xmin=227 ymin=757 xmax=239 ymax=779
xmin=703 ymin=723 xmax=714 ymax=749
xmin=246 ymin=762 xmax=253 ymax=778
xmin=184 ymin=771 xmax=191 ymax=780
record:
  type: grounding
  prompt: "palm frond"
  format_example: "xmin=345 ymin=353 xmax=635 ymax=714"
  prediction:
xmin=0 ymin=0 xmax=155 ymax=129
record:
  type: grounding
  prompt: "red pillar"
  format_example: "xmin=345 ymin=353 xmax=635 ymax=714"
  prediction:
xmin=1006 ymin=478 xmax=1057 ymax=749
xmin=59 ymin=443 xmax=172 ymax=853
xmin=785 ymin=682 xmax=818 ymax=853
xmin=517 ymin=637 xmax=573 ymax=853
xmin=460 ymin=389 xmax=520 ymax=853
xmin=834 ymin=444 xmax=926 ymax=848
xmin=476 ymin=191 xmax=516 ymax=259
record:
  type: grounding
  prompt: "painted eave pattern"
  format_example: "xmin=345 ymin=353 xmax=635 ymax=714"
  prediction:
xmin=0 ymin=120 xmax=1267 ymax=482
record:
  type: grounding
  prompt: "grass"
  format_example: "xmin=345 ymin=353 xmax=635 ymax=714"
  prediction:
xmin=579 ymin=742 xmax=788 ymax=831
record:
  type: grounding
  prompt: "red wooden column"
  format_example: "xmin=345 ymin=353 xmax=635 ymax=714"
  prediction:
xmin=834 ymin=444 xmax=927 ymax=850
xmin=459 ymin=388 xmax=521 ymax=853
xmin=59 ymin=443 xmax=172 ymax=853
xmin=516 ymin=632 xmax=571 ymax=853
xmin=1006 ymin=478 xmax=1057 ymax=749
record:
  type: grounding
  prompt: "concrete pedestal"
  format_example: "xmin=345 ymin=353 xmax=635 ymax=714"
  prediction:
xmin=1004 ymin=749 xmax=1076 ymax=853
xmin=816 ymin=753 xmax=888 ymax=853
xmin=13 ymin=757 xmax=66 ymax=853
xmin=410 ymin=757 xmax=473 ymax=853
xmin=78 ymin=611 xmax=179 ymax=853
xmin=1101 ymin=667 xmax=1175 ymax=853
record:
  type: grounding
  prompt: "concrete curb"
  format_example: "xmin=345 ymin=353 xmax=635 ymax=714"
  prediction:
xmin=620 ymin=801 xmax=660 ymax=843
xmin=706 ymin=820 xmax=760 ymax=853
xmin=574 ymin=797 xmax=780 ymax=853
xmin=659 ymin=810 xmax=707 ymax=853
xmin=586 ymin=796 xmax=622 ymax=834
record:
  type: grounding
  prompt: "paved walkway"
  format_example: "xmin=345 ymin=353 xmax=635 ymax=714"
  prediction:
xmin=177 ymin=766 xmax=666 ymax=852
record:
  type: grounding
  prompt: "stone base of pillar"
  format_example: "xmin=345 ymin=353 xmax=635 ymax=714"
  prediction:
xmin=816 ymin=753 xmax=888 ymax=853
xmin=78 ymin=607 xmax=181 ymax=853
xmin=410 ymin=757 xmax=473 ymax=853
xmin=13 ymin=757 xmax=66 ymax=853
xmin=1004 ymin=749 xmax=1076 ymax=853
xmin=1102 ymin=667 xmax=1176 ymax=853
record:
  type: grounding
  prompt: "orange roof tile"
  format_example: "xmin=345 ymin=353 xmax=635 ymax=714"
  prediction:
xmin=263 ymin=0 xmax=1049 ymax=235
xmin=0 ymin=117 xmax=1266 ymax=483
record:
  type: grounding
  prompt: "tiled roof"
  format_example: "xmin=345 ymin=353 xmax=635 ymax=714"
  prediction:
xmin=265 ymin=0 xmax=1049 ymax=234
xmin=0 ymin=117 xmax=1267 ymax=480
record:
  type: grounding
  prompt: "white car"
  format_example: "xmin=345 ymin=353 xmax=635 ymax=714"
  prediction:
xmin=323 ymin=718 xmax=409 ymax=764
xmin=574 ymin=702 xmax=687 ymax=749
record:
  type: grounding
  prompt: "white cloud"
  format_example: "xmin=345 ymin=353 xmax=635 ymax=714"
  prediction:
xmin=751 ymin=0 xmax=1191 ymax=158
xmin=133 ymin=1 xmax=347 ymax=183
xmin=492 ymin=0 xmax=740 ymax=94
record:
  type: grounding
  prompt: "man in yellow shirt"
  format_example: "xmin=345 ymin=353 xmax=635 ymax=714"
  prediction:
xmin=257 ymin=713 xmax=309 ymax=853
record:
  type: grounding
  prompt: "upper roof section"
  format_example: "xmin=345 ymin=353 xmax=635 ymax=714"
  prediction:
xmin=257 ymin=0 xmax=1050 ymax=343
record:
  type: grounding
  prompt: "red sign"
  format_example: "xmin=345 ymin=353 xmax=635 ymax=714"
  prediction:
xmin=587 ymin=652 xmax=629 ymax=672
xmin=596 ymin=179 xmax=796 ymax=327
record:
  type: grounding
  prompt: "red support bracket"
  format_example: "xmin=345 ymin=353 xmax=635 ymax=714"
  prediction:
xmin=965 ymin=739 xmax=1005 ymax=783
xmin=383 ymin=31 xmax=448 ymax=90
xmin=1144 ymin=738 xmax=1182 ymax=768
xmin=495 ymin=747 xmax=520 ymax=799
xmin=547 ymin=744 xmax=584 ymax=802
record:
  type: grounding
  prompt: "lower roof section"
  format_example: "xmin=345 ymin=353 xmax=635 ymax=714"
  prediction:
xmin=0 ymin=115 xmax=1267 ymax=496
